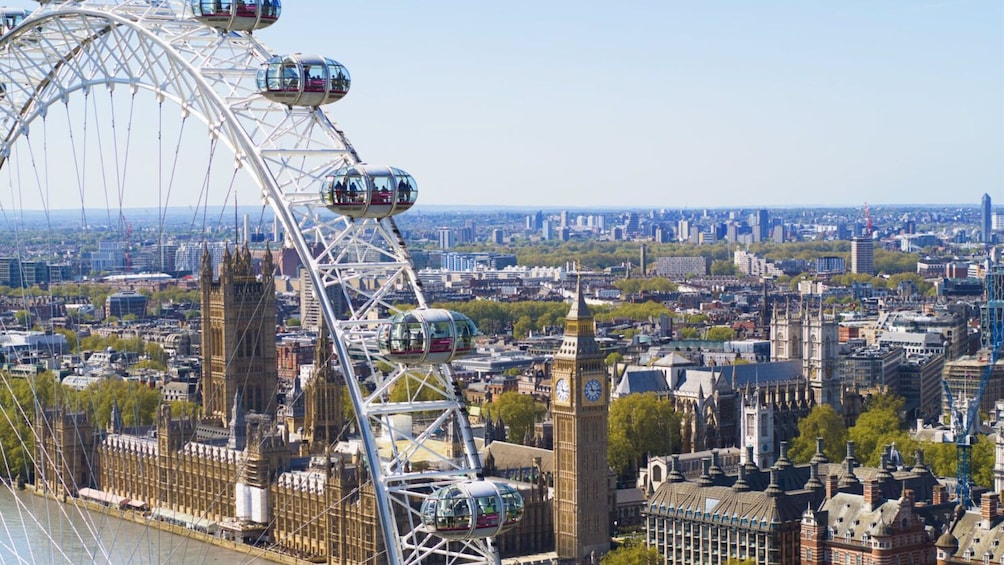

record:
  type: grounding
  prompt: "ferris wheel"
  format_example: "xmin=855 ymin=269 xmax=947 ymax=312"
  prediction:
xmin=0 ymin=1 xmax=520 ymax=564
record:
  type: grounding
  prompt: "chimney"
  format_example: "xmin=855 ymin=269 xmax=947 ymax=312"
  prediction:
xmin=982 ymin=492 xmax=999 ymax=529
xmin=777 ymin=441 xmax=792 ymax=469
xmin=826 ymin=473 xmax=839 ymax=499
xmin=845 ymin=440 xmax=857 ymax=465
xmin=864 ymin=479 xmax=882 ymax=511
xmin=745 ymin=444 xmax=758 ymax=471
xmin=901 ymin=487 xmax=915 ymax=508
xmin=765 ymin=468 xmax=783 ymax=498
xmin=710 ymin=449 xmax=724 ymax=478
xmin=932 ymin=484 xmax=947 ymax=505
xmin=811 ymin=436 xmax=829 ymax=464
xmin=698 ymin=458 xmax=713 ymax=487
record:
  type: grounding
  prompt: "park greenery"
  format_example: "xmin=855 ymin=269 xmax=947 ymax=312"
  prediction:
xmin=445 ymin=239 xmax=921 ymax=278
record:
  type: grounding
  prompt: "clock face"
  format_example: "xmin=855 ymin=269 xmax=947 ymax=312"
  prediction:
xmin=584 ymin=378 xmax=603 ymax=402
xmin=555 ymin=378 xmax=570 ymax=402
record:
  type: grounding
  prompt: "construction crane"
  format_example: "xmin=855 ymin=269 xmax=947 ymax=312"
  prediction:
xmin=864 ymin=201 xmax=873 ymax=237
xmin=943 ymin=264 xmax=1004 ymax=506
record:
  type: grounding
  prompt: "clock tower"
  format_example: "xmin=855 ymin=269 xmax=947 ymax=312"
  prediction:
xmin=552 ymin=277 xmax=610 ymax=563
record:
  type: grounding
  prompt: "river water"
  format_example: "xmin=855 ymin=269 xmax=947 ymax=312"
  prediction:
xmin=0 ymin=488 xmax=267 ymax=564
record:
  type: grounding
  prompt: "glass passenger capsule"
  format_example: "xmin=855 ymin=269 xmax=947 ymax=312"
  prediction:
xmin=377 ymin=309 xmax=477 ymax=365
xmin=420 ymin=480 xmax=524 ymax=540
xmin=191 ymin=0 xmax=280 ymax=32
xmin=256 ymin=54 xmax=350 ymax=107
xmin=320 ymin=164 xmax=417 ymax=219
xmin=0 ymin=9 xmax=29 ymax=34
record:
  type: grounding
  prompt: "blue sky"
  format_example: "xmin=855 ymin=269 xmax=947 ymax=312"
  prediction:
xmin=278 ymin=1 xmax=1003 ymax=209
xmin=3 ymin=1 xmax=1002 ymax=211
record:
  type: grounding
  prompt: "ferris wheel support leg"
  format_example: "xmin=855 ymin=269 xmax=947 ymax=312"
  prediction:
xmin=488 ymin=538 xmax=501 ymax=565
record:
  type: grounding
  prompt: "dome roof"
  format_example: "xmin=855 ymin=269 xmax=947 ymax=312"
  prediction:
xmin=935 ymin=531 xmax=958 ymax=549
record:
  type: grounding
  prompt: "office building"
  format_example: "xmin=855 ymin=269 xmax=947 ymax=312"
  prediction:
xmin=851 ymin=237 xmax=875 ymax=275
xmin=983 ymin=193 xmax=993 ymax=245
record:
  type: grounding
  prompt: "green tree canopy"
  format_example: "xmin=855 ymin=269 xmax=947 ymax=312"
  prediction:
xmin=705 ymin=326 xmax=736 ymax=342
xmin=710 ymin=260 xmax=738 ymax=276
xmin=848 ymin=400 xmax=906 ymax=467
xmin=70 ymin=378 xmax=162 ymax=430
xmin=788 ymin=404 xmax=847 ymax=464
xmin=613 ymin=278 xmax=678 ymax=294
xmin=482 ymin=392 xmax=545 ymax=445
xmin=608 ymin=393 xmax=680 ymax=477
xmin=600 ymin=542 xmax=661 ymax=565
xmin=605 ymin=352 xmax=623 ymax=367
xmin=0 ymin=371 xmax=57 ymax=479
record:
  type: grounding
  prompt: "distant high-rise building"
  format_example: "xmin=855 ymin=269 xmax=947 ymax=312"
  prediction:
xmin=560 ymin=210 xmax=569 ymax=228
xmin=437 ymin=227 xmax=454 ymax=250
xmin=726 ymin=222 xmax=739 ymax=243
xmin=983 ymin=193 xmax=993 ymax=244
xmin=639 ymin=244 xmax=647 ymax=276
xmin=623 ymin=212 xmax=641 ymax=237
xmin=771 ymin=224 xmax=785 ymax=244
xmin=752 ymin=209 xmax=769 ymax=243
xmin=677 ymin=219 xmax=690 ymax=242
xmin=851 ymin=237 xmax=875 ymax=275
xmin=541 ymin=220 xmax=552 ymax=241
xmin=492 ymin=228 xmax=504 ymax=245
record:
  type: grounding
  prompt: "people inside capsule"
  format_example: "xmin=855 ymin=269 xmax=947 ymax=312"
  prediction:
xmin=320 ymin=165 xmax=417 ymax=219
xmin=191 ymin=0 xmax=280 ymax=31
xmin=421 ymin=481 xmax=524 ymax=539
xmin=377 ymin=309 xmax=477 ymax=364
xmin=257 ymin=55 xmax=350 ymax=107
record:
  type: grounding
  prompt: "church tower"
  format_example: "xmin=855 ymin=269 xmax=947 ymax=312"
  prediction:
xmin=303 ymin=317 xmax=345 ymax=453
xmin=552 ymin=277 xmax=610 ymax=563
xmin=740 ymin=387 xmax=774 ymax=468
xmin=803 ymin=303 xmax=840 ymax=410
xmin=770 ymin=300 xmax=802 ymax=362
xmin=200 ymin=243 xmax=279 ymax=427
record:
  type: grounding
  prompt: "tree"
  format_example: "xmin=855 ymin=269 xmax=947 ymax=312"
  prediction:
xmin=286 ymin=317 xmax=301 ymax=327
xmin=788 ymin=405 xmax=847 ymax=464
xmin=601 ymin=542 xmax=660 ymax=564
xmin=134 ymin=359 xmax=168 ymax=372
xmin=725 ymin=559 xmax=757 ymax=565
xmin=608 ymin=393 xmax=680 ymax=477
xmin=512 ymin=315 xmax=533 ymax=338
xmin=14 ymin=310 xmax=30 ymax=326
xmin=482 ymin=392 xmax=545 ymax=445
xmin=0 ymin=371 xmax=57 ymax=479
xmin=605 ymin=352 xmax=623 ymax=367
xmin=389 ymin=374 xmax=446 ymax=404
xmin=710 ymin=260 xmax=737 ymax=276
xmin=679 ymin=327 xmax=700 ymax=339
xmin=70 ymin=378 xmax=161 ymax=430
xmin=705 ymin=326 xmax=735 ymax=341
xmin=848 ymin=405 xmax=903 ymax=467
xmin=53 ymin=327 xmax=77 ymax=352
xmin=144 ymin=342 xmax=167 ymax=366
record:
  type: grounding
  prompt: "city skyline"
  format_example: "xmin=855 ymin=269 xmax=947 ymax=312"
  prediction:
xmin=0 ymin=1 xmax=997 ymax=212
